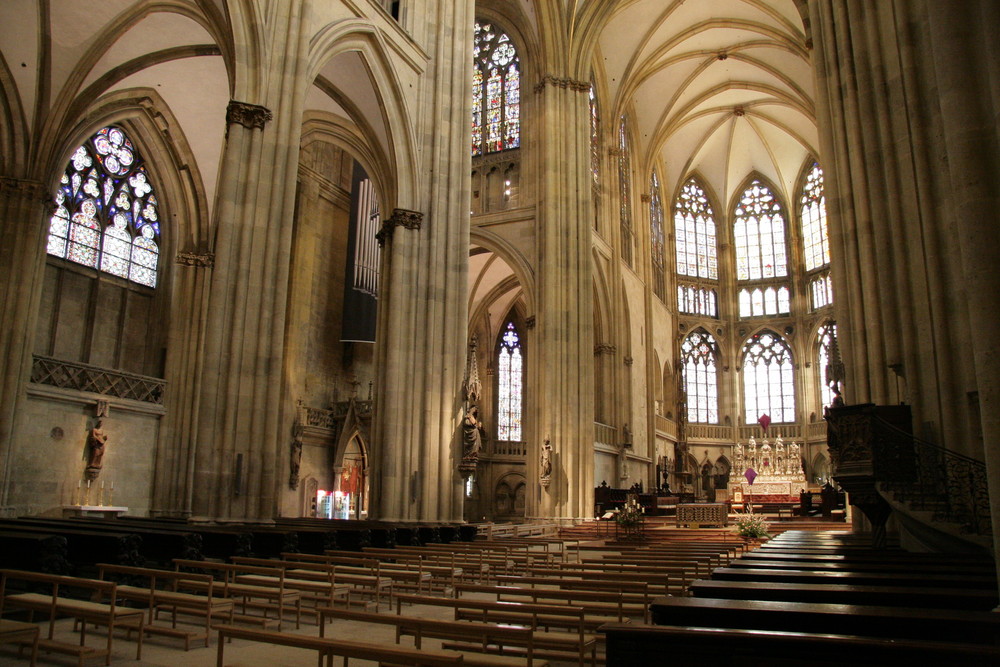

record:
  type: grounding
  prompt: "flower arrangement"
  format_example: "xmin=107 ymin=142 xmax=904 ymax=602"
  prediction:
xmin=733 ymin=510 xmax=770 ymax=539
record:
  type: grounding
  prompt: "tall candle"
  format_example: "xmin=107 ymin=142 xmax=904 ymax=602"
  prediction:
xmin=87 ymin=480 xmax=91 ymax=489
xmin=101 ymin=480 xmax=105 ymax=489
xmin=111 ymin=480 xmax=114 ymax=490
xmin=77 ymin=480 xmax=81 ymax=488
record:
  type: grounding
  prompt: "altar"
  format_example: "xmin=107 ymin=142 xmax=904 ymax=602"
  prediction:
xmin=62 ymin=505 xmax=129 ymax=519
xmin=729 ymin=436 xmax=805 ymax=501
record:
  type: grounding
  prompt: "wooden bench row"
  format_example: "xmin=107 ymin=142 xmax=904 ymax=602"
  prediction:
xmin=0 ymin=568 xmax=145 ymax=666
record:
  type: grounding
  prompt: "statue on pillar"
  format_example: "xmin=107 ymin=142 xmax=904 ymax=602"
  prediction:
xmin=289 ymin=419 xmax=304 ymax=490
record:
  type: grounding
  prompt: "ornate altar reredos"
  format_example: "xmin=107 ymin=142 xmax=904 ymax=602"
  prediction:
xmin=729 ymin=436 xmax=805 ymax=497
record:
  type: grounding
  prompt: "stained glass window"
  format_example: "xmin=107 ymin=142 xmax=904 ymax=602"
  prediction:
xmin=618 ymin=115 xmax=633 ymax=266
xmin=800 ymin=163 xmax=829 ymax=271
xmin=677 ymin=285 xmax=718 ymax=318
xmin=734 ymin=180 xmax=787 ymax=281
xmin=650 ymin=172 xmax=665 ymax=300
xmin=674 ymin=178 xmax=718 ymax=280
xmin=817 ymin=323 xmax=838 ymax=408
xmin=810 ymin=273 xmax=833 ymax=310
xmin=47 ymin=126 xmax=161 ymax=287
xmin=473 ymin=21 xmax=520 ymax=156
xmin=682 ymin=330 xmax=719 ymax=424
xmin=497 ymin=322 xmax=523 ymax=442
xmin=738 ymin=286 xmax=791 ymax=317
xmin=742 ymin=331 xmax=795 ymax=423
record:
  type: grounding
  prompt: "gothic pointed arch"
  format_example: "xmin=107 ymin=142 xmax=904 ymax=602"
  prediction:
xmin=680 ymin=328 xmax=720 ymax=424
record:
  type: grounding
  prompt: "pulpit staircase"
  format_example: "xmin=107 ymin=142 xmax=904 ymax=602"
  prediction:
xmin=826 ymin=404 xmax=992 ymax=554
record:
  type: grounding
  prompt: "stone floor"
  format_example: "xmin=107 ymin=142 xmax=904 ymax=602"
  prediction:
xmin=0 ymin=593 xmax=580 ymax=666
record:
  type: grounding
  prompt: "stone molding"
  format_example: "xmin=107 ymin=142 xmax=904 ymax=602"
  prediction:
xmin=0 ymin=177 xmax=48 ymax=202
xmin=534 ymin=75 xmax=591 ymax=93
xmin=376 ymin=208 xmax=424 ymax=247
xmin=175 ymin=251 xmax=215 ymax=268
xmin=226 ymin=100 xmax=273 ymax=130
xmin=594 ymin=343 xmax=617 ymax=356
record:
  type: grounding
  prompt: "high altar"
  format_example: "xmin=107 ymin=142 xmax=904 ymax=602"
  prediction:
xmin=729 ymin=436 xmax=805 ymax=498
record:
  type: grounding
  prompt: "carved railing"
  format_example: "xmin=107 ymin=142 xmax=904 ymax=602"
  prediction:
xmin=491 ymin=440 xmax=526 ymax=456
xmin=872 ymin=416 xmax=991 ymax=536
xmin=738 ymin=424 xmax=802 ymax=441
xmin=687 ymin=423 xmax=732 ymax=441
xmin=31 ymin=355 xmax=165 ymax=404
xmin=655 ymin=415 xmax=677 ymax=439
xmin=594 ymin=422 xmax=617 ymax=448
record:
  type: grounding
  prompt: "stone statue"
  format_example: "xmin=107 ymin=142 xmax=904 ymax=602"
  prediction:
xmin=462 ymin=405 xmax=486 ymax=458
xmin=540 ymin=439 xmax=552 ymax=486
xmin=760 ymin=439 xmax=772 ymax=470
xmin=289 ymin=420 xmax=304 ymax=490
xmin=85 ymin=419 xmax=108 ymax=480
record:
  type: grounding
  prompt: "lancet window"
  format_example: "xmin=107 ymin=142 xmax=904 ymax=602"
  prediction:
xmin=674 ymin=178 xmax=718 ymax=280
xmin=496 ymin=322 xmax=523 ymax=442
xmin=473 ymin=21 xmax=520 ymax=156
xmin=734 ymin=179 xmax=787 ymax=281
xmin=650 ymin=171 xmax=665 ymax=301
xmin=47 ymin=126 xmax=161 ymax=288
xmin=682 ymin=330 xmax=719 ymax=424
xmin=742 ymin=330 xmax=795 ymax=424
xmin=618 ymin=115 xmax=634 ymax=267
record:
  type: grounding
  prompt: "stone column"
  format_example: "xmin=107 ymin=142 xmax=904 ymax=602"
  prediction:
xmin=0 ymin=178 xmax=50 ymax=508
xmin=923 ymin=0 xmax=1000 ymax=589
xmin=191 ymin=1 xmax=311 ymax=520
xmin=808 ymin=1 xmax=973 ymax=446
xmin=369 ymin=0 xmax=473 ymax=522
xmin=533 ymin=75 xmax=596 ymax=520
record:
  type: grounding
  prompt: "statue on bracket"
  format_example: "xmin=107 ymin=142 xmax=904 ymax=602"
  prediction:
xmin=540 ymin=438 xmax=552 ymax=487
xmin=462 ymin=405 xmax=486 ymax=460
xmin=84 ymin=418 xmax=108 ymax=480
xmin=289 ymin=419 xmax=304 ymax=490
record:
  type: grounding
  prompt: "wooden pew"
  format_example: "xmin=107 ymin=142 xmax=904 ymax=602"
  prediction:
xmin=231 ymin=555 xmax=385 ymax=611
xmin=0 ymin=569 xmax=144 ymax=665
xmin=710 ymin=565 xmax=997 ymax=589
xmin=172 ymin=558 xmax=302 ymax=629
xmin=599 ymin=623 xmax=1000 ymax=666
xmin=730 ymin=555 xmax=998 ymax=575
xmin=0 ymin=619 xmax=40 ymax=667
xmin=282 ymin=551 xmax=434 ymax=595
xmin=495 ymin=574 xmax=652 ymax=607
xmin=455 ymin=583 xmax=646 ymax=622
xmin=319 ymin=549 xmax=461 ymax=593
xmin=96 ymin=563 xmax=234 ymax=649
xmin=537 ymin=561 xmax=693 ymax=591
xmin=689 ymin=578 xmax=999 ymax=610
xmin=318 ymin=607 xmax=561 ymax=666
xmin=394 ymin=592 xmax=611 ymax=637
xmin=525 ymin=566 xmax=672 ymax=596
xmin=648 ymin=596 xmax=1000 ymax=645
xmin=214 ymin=623 xmax=464 ymax=666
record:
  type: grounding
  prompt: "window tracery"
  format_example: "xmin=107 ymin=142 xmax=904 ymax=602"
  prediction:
xmin=47 ymin=126 xmax=161 ymax=288
xmin=742 ymin=330 xmax=795 ymax=423
xmin=473 ymin=21 xmax=520 ymax=156
xmin=734 ymin=179 xmax=787 ymax=281
xmin=496 ymin=322 xmax=523 ymax=442
xmin=682 ymin=330 xmax=719 ymax=424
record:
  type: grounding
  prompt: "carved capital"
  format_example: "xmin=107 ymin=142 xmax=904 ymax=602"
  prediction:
xmin=226 ymin=100 xmax=273 ymax=130
xmin=391 ymin=208 xmax=423 ymax=230
xmin=525 ymin=316 xmax=536 ymax=329
xmin=534 ymin=74 xmax=591 ymax=93
xmin=376 ymin=208 xmax=424 ymax=247
xmin=624 ymin=356 xmax=634 ymax=366
xmin=175 ymin=251 xmax=216 ymax=268
xmin=594 ymin=343 xmax=617 ymax=356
